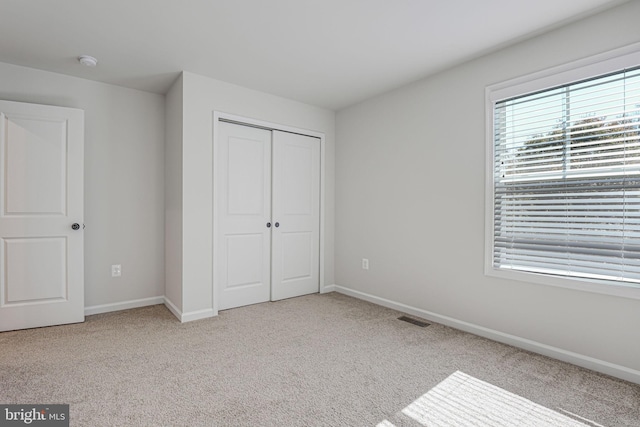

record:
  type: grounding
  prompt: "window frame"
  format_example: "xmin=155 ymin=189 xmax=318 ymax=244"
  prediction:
xmin=485 ymin=42 xmax=640 ymax=300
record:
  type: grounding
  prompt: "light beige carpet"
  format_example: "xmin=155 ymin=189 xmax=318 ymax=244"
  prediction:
xmin=1 ymin=293 xmax=638 ymax=426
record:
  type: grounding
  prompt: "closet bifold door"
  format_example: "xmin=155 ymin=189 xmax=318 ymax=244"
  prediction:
xmin=217 ymin=121 xmax=272 ymax=311
xmin=270 ymin=130 xmax=320 ymax=301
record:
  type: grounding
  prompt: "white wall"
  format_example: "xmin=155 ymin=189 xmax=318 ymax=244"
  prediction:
xmin=0 ymin=61 xmax=165 ymax=310
xmin=168 ymin=71 xmax=335 ymax=317
xmin=335 ymin=1 xmax=640 ymax=377
xmin=165 ymin=74 xmax=183 ymax=311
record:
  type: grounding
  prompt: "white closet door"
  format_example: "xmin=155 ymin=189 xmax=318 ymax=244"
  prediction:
xmin=271 ymin=131 xmax=320 ymax=301
xmin=0 ymin=100 xmax=84 ymax=331
xmin=217 ymin=122 xmax=272 ymax=310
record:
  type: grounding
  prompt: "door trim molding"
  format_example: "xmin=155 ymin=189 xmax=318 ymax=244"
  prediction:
xmin=212 ymin=111 xmax=326 ymax=315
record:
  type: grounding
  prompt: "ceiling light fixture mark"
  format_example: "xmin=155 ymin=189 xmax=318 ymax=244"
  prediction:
xmin=78 ymin=55 xmax=98 ymax=67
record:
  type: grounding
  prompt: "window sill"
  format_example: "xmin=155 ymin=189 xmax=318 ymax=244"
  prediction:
xmin=485 ymin=266 xmax=640 ymax=300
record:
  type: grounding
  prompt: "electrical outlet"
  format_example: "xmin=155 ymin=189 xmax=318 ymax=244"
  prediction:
xmin=111 ymin=264 xmax=121 ymax=277
xmin=362 ymin=258 xmax=369 ymax=270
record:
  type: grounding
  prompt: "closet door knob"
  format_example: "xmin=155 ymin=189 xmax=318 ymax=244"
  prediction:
xmin=274 ymin=222 xmax=280 ymax=228
xmin=266 ymin=222 xmax=271 ymax=228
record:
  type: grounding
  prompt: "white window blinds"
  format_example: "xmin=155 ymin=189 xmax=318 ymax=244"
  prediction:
xmin=493 ymin=66 xmax=640 ymax=285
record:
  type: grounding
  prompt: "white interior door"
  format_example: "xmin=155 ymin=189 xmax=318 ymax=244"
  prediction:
xmin=216 ymin=122 xmax=272 ymax=310
xmin=0 ymin=100 xmax=84 ymax=332
xmin=271 ymin=131 xmax=320 ymax=301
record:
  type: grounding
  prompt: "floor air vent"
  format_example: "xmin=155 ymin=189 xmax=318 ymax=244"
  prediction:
xmin=398 ymin=316 xmax=430 ymax=327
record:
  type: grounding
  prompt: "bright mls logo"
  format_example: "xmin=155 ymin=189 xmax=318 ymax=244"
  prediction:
xmin=0 ymin=405 xmax=68 ymax=426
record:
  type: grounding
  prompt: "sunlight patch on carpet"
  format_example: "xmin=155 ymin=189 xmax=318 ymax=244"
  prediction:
xmin=378 ymin=371 xmax=595 ymax=426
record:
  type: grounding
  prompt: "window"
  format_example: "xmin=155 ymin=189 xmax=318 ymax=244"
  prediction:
xmin=486 ymin=47 xmax=640 ymax=298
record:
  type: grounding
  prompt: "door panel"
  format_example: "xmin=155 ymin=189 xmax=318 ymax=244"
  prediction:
xmin=227 ymin=137 xmax=266 ymax=215
xmin=282 ymin=232 xmax=312 ymax=280
xmin=0 ymin=100 xmax=84 ymax=331
xmin=271 ymin=131 xmax=320 ymax=301
xmin=5 ymin=116 xmax=67 ymax=215
xmin=283 ymin=144 xmax=313 ymax=215
xmin=216 ymin=122 xmax=272 ymax=310
xmin=225 ymin=233 xmax=265 ymax=289
xmin=4 ymin=237 xmax=67 ymax=303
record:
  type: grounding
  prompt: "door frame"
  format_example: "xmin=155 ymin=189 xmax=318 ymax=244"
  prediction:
xmin=212 ymin=111 xmax=326 ymax=314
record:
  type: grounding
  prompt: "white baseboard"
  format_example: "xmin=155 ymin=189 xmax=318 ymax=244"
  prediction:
xmin=163 ymin=297 xmax=215 ymax=323
xmin=163 ymin=297 xmax=182 ymax=320
xmin=333 ymin=284 xmax=640 ymax=385
xmin=182 ymin=308 xmax=215 ymax=323
xmin=85 ymin=296 xmax=165 ymax=316
xmin=321 ymin=284 xmax=336 ymax=294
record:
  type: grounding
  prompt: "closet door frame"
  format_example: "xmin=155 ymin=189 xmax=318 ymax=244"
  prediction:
xmin=212 ymin=111 xmax=326 ymax=314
